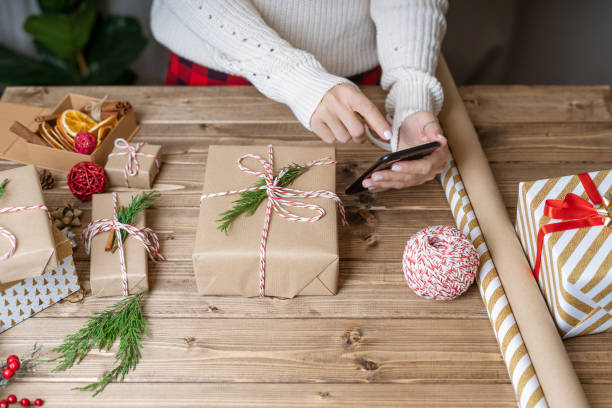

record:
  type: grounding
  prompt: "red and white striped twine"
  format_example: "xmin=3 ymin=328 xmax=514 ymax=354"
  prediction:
xmin=402 ymin=225 xmax=479 ymax=300
xmin=107 ymin=138 xmax=159 ymax=187
xmin=200 ymin=145 xmax=348 ymax=297
xmin=82 ymin=192 xmax=165 ymax=296
xmin=0 ymin=205 xmax=50 ymax=261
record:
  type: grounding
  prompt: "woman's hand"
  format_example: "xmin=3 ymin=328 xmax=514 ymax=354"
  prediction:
xmin=362 ymin=111 xmax=451 ymax=191
xmin=311 ymin=83 xmax=392 ymax=144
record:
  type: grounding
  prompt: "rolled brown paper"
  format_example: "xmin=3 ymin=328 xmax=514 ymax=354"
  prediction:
xmin=436 ymin=56 xmax=589 ymax=407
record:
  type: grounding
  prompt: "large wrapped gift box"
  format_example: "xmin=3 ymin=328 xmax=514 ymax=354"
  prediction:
xmin=0 ymin=165 xmax=57 ymax=283
xmin=516 ymin=169 xmax=611 ymax=338
xmin=193 ymin=145 xmax=340 ymax=298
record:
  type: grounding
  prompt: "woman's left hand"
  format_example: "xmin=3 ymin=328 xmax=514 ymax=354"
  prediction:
xmin=362 ymin=111 xmax=451 ymax=191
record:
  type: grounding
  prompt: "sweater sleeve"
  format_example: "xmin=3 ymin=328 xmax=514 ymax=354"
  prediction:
xmin=370 ymin=0 xmax=448 ymax=151
xmin=150 ymin=0 xmax=350 ymax=130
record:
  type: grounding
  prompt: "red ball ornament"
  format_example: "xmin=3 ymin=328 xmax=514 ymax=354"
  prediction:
xmin=20 ymin=398 xmax=30 ymax=407
xmin=402 ymin=225 xmax=479 ymax=300
xmin=2 ymin=368 xmax=14 ymax=379
xmin=34 ymin=399 xmax=43 ymax=407
xmin=6 ymin=395 xmax=16 ymax=403
xmin=74 ymin=131 xmax=97 ymax=155
xmin=0 ymin=400 xmax=7 ymax=408
xmin=67 ymin=161 xmax=106 ymax=201
xmin=7 ymin=359 xmax=20 ymax=371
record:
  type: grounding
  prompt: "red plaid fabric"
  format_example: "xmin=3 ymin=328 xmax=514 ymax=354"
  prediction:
xmin=165 ymin=51 xmax=381 ymax=86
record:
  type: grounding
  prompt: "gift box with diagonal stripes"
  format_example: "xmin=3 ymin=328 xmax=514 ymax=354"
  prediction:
xmin=516 ymin=169 xmax=612 ymax=338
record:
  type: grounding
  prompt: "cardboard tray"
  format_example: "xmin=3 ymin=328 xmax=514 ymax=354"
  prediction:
xmin=0 ymin=93 xmax=138 ymax=171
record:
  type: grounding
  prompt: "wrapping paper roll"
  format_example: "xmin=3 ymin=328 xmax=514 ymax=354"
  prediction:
xmin=441 ymin=161 xmax=546 ymax=408
xmin=436 ymin=57 xmax=589 ymax=408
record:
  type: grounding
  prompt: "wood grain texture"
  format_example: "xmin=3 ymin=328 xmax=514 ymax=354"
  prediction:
xmin=1 ymin=85 xmax=611 ymax=407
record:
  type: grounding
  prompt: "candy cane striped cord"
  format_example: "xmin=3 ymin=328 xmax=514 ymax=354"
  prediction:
xmin=108 ymin=138 xmax=160 ymax=187
xmin=200 ymin=145 xmax=347 ymax=297
xmin=0 ymin=205 xmax=50 ymax=261
xmin=82 ymin=192 xmax=165 ymax=296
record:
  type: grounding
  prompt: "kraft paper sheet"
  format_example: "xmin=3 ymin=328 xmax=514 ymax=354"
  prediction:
xmin=437 ymin=57 xmax=589 ymax=407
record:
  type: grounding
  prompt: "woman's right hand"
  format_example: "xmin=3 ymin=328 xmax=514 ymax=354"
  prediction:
xmin=311 ymin=83 xmax=392 ymax=144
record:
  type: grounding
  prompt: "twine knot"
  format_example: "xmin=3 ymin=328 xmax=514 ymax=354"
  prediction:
xmin=108 ymin=138 xmax=159 ymax=187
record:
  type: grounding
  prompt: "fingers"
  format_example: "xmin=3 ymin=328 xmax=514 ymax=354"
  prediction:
xmin=335 ymin=105 xmax=367 ymax=143
xmin=311 ymin=119 xmax=335 ymax=143
xmin=347 ymin=90 xmax=391 ymax=141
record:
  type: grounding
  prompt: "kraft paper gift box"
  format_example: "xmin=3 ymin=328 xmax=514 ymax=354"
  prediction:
xmin=0 ymin=94 xmax=138 ymax=172
xmin=90 ymin=192 xmax=148 ymax=297
xmin=516 ymin=169 xmax=612 ymax=338
xmin=105 ymin=141 xmax=161 ymax=189
xmin=0 ymin=165 xmax=57 ymax=283
xmin=0 ymin=226 xmax=80 ymax=333
xmin=193 ymin=145 xmax=340 ymax=298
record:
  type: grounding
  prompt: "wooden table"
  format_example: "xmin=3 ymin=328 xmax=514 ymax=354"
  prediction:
xmin=1 ymin=85 xmax=612 ymax=407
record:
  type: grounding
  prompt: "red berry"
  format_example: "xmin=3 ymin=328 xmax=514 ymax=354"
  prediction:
xmin=34 ymin=399 xmax=43 ymax=407
xmin=6 ymin=395 xmax=17 ymax=403
xmin=20 ymin=398 xmax=30 ymax=406
xmin=2 ymin=368 xmax=14 ymax=379
xmin=7 ymin=359 xmax=20 ymax=371
xmin=0 ymin=400 xmax=8 ymax=408
xmin=6 ymin=355 xmax=19 ymax=364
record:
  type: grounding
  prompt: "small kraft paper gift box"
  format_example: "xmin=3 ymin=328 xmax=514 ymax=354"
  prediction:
xmin=0 ymin=165 xmax=57 ymax=284
xmin=516 ymin=169 xmax=612 ymax=338
xmin=105 ymin=138 xmax=161 ymax=189
xmin=193 ymin=145 xmax=346 ymax=298
xmin=86 ymin=192 xmax=164 ymax=297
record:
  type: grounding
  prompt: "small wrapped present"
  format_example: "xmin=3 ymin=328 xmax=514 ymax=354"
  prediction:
xmin=0 ymin=165 xmax=57 ymax=283
xmin=193 ymin=145 xmax=346 ymax=298
xmin=516 ymin=169 xmax=612 ymax=338
xmin=0 ymin=226 xmax=80 ymax=333
xmin=84 ymin=192 xmax=165 ymax=297
xmin=105 ymin=138 xmax=161 ymax=189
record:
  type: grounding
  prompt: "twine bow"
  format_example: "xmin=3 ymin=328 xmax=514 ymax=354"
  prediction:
xmin=108 ymin=138 xmax=159 ymax=187
xmin=82 ymin=192 xmax=165 ymax=296
xmin=533 ymin=173 xmax=611 ymax=279
xmin=200 ymin=145 xmax=348 ymax=297
xmin=0 ymin=205 xmax=50 ymax=261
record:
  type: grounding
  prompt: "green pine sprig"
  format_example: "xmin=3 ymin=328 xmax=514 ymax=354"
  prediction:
xmin=0 ymin=178 xmax=9 ymax=198
xmin=111 ymin=191 xmax=160 ymax=250
xmin=46 ymin=292 xmax=149 ymax=396
xmin=217 ymin=164 xmax=307 ymax=233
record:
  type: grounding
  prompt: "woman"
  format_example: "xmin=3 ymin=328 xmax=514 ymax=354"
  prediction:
xmin=151 ymin=0 xmax=450 ymax=191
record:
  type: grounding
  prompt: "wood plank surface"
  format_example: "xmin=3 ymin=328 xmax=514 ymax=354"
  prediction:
xmin=1 ymin=85 xmax=611 ymax=407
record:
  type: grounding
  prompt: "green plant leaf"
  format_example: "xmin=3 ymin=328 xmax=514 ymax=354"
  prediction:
xmin=24 ymin=0 xmax=97 ymax=59
xmin=84 ymin=15 xmax=147 ymax=84
xmin=37 ymin=0 xmax=80 ymax=14
xmin=0 ymin=45 xmax=72 ymax=85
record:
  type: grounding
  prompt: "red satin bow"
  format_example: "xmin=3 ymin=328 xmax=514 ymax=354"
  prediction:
xmin=532 ymin=173 xmax=610 ymax=279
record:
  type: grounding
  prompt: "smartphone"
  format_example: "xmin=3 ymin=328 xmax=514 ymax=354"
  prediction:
xmin=345 ymin=141 xmax=440 ymax=195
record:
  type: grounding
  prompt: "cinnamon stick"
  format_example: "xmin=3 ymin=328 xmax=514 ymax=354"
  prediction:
xmin=10 ymin=121 xmax=49 ymax=146
xmin=105 ymin=230 xmax=115 ymax=252
xmin=101 ymin=101 xmax=132 ymax=119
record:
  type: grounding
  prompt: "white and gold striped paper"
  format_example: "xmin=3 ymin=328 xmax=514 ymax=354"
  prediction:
xmin=441 ymin=160 xmax=547 ymax=408
xmin=516 ymin=169 xmax=612 ymax=338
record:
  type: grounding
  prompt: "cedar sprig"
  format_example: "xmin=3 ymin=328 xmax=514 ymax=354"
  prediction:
xmin=0 ymin=178 xmax=8 ymax=198
xmin=107 ymin=191 xmax=160 ymax=251
xmin=46 ymin=292 xmax=149 ymax=396
xmin=217 ymin=164 xmax=307 ymax=233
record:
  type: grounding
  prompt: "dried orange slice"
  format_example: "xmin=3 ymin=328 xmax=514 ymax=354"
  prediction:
xmin=58 ymin=109 xmax=97 ymax=139
xmin=89 ymin=115 xmax=117 ymax=134
xmin=38 ymin=122 xmax=66 ymax=150
xmin=96 ymin=126 xmax=113 ymax=144
xmin=55 ymin=125 xmax=75 ymax=151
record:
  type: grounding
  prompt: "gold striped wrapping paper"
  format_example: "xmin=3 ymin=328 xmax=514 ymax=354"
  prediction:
xmin=516 ymin=170 xmax=612 ymax=338
xmin=440 ymin=160 xmax=547 ymax=408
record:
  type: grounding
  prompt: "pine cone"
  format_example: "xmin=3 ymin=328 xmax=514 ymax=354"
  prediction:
xmin=39 ymin=169 xmax=54 ymax=190
xmin=51 ymin=202 xmax=83 ymax=229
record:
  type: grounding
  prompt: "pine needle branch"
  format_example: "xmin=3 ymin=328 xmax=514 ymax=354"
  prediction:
xmin=0 ymin=179 xmax=9 ymax=198
xmin=108 ymin=191 xmax=160 ymax=250
xmin=217 ymin=164 xmax=307 ymax=233
xmin=46 ymin=292 xmax=149 ymax=396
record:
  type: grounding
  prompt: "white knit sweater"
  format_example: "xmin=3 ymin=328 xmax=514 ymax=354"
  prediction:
xmin=151 ymin=0 xmax=447 ymax=151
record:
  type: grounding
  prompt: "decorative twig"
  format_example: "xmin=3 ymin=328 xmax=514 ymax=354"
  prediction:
xmin=46 ymin=292 xmax=149 ymax=397
xmin=217 ymin=164 xmax=307 ymax=233
xmin=105 ymin=191 xmax=160 ymax=252
xmin=0 ymin=343 xmax=42 ymax=391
